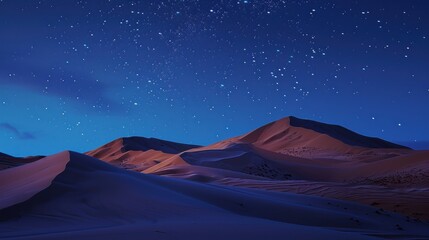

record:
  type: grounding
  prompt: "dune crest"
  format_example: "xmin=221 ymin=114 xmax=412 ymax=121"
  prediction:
xmin=0 ymin=151 xmax=69 ymax=209
xmin=86 ymin=137 xmax=199 ymax=171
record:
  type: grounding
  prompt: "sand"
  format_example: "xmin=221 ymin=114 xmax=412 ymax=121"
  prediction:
xmin=84 ymin=117 xmax=429 ymax=220
xmin=0 ymin=152 xmax=68 ymax=209
xmin=1 ymin=116 xmax=429 ymax=239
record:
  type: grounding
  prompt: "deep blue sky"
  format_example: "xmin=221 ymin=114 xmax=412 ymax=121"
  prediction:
xmin=1 ymin=0 xmax=428 ymax=156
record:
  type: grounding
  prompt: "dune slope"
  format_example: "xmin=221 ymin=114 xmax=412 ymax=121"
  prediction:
xmin=85 ymin=137 xmax=200 ymax=171
xmin=0 ymin=152 xmax=68 ymax=209
xmin=0 ymin=152 xmax=44 ymax=170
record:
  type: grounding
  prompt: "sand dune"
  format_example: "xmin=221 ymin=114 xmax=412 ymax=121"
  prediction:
xmin=236 ymin=116 xmax=410 ymax=158
xmin=1 ymin=151 xmax=429 ymax=239
xmin=0 ymin=152 xmax=43 ymax=170
xmin=86 ymin=137 xmax=199 ymax=171
xmin=1 ymin=116 xmax=429 ymax=238
xmin=0 ymin=152 xmax=68 ymax=209
xmin=82 ymin=116 xmax=429 ymax=221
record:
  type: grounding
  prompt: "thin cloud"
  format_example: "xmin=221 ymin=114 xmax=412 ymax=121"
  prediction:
xmin=0 ymin=123 xmax=36 ymax=140
xmin=0 ymin=56 xmax=123 ymax=114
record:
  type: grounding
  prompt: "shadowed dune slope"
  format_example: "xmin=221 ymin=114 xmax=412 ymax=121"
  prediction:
xmin=119 ymin=137 xmax=201 ymax=153
xmin=87 ymin=136 xmax=199 ymax=156
xmin=0 ymin=152 xmax=44 ymax=170
xmin=287 ymin=116 xmax=409 ymax=149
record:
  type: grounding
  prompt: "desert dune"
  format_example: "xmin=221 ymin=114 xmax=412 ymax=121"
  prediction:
xmin=85 ymin=116 xmax=429 ymax=220
xmin=0 ymin=152 xmax=68 ymax=209
xmin=1 ymin=116 xmax=429 ymax=239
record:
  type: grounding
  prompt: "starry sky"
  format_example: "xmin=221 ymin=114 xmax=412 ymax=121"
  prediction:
xmin=1 ymin=0 xmax=428 ymax=156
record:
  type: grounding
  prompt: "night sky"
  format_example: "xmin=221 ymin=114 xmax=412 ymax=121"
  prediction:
xmin=1 ymin=0 xmax=428 ymax=156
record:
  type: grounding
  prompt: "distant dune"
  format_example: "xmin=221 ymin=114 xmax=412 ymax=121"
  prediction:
xmin=0 ymin=152 xmax=43 ymax=170
xmin=399 ymin=141 xmax=429 ymax=150
xmin=1 ymin=116 xmax=429 ymax=239
xmin=85 ymin=137 xmax=199 ymax=171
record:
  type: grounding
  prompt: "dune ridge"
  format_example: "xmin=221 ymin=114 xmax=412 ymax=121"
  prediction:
xmin=85 ymin=137 xmax=199 ymax=171
xmin=0 ymin=152 xmax=68 ymax=209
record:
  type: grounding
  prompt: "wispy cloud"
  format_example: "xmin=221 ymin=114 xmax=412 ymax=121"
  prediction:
xmin=0 ymin=56 xmax=123 ymax=114
xmin=0 ymin=123 xmax=36 ymax=140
